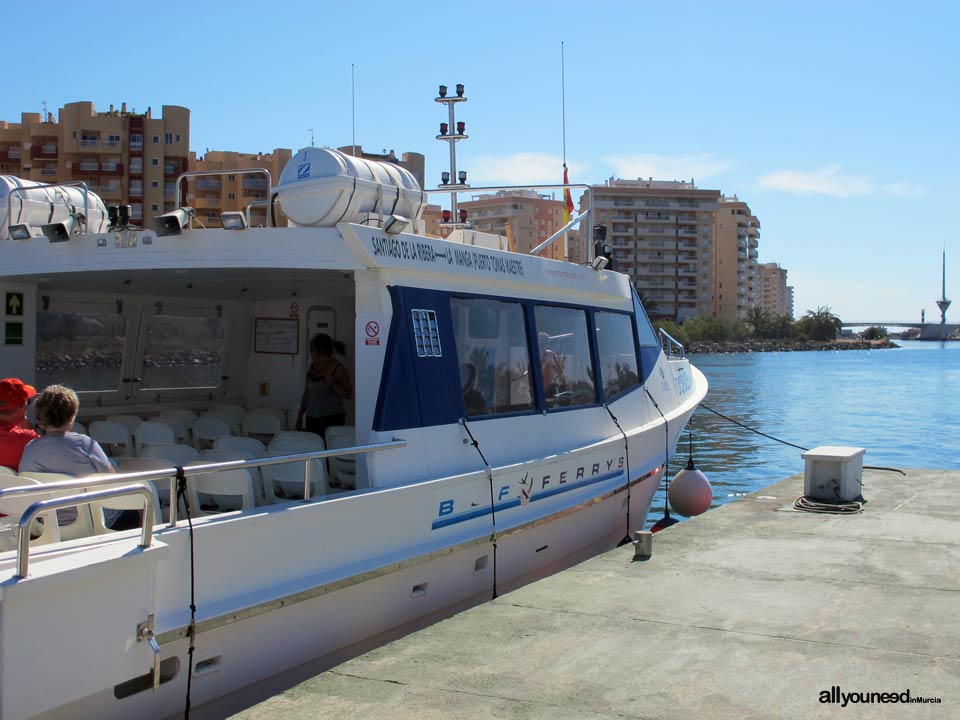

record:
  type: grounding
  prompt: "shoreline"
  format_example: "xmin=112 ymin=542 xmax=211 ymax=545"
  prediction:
xmin=685 ymin=338 xmax=899 ymax=354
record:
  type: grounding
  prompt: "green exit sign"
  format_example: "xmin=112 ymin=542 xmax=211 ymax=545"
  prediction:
xmin=5 ymin=292 xmax=24 ymax=316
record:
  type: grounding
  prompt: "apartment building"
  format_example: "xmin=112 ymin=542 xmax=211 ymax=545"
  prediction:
xmin=338 ymin=145 xmax=425 ymax=192
xmin=759 ymin=262 xmax=794 ymax=318
xmin=0 ymin=101 xmax=189 ymax=225
xmin=714 ymin=196 xmax=761 ymax=320
xmin=458 ymin=191 xmax=566 ymax=259
xmin=589 ymin=178 xmax=721 ymax=321
xmin=187 ymin=149 xmax=293 ymax=227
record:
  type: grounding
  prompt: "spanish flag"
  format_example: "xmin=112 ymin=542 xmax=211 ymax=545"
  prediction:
xmin=563 ymin=164 xmax=574 ymax=224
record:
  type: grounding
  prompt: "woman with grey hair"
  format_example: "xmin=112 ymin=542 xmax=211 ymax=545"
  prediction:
xmin=19 ymin=384 xmax=129 ymax=528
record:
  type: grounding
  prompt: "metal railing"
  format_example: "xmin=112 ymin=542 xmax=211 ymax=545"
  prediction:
xmin=659 ymin=327 xmax=685 ymax=359
xmin=0 ymin=439 xmax=406 ymax=576
xmin=5 ymin=483 xmax=157 ymax=578
xmin=176 ymin=169 xmax=273 ymax=226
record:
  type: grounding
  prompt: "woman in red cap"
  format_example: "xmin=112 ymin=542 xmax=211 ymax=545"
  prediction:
xmin=0 ymin=378 xmax=39 ymax=471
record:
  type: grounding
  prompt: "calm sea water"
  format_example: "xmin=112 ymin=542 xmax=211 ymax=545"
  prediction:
xmin=653 ymin=341 xmax=960 ymax=520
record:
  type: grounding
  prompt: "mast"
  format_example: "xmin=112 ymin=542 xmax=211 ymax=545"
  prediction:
xmin=935 ymin=244 xmax=951 ymax=326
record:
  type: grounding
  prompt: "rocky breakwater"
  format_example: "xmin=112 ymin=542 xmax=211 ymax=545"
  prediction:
xmin=686 ymin=339 xmax=898 ymax=354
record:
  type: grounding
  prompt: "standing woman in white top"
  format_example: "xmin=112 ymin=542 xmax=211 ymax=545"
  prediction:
xmin=295 ymin=334 xmax=353 ymax=439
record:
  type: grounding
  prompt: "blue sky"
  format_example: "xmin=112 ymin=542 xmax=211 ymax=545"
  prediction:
xmin=3 ymin=0 xmax=957 ymax=323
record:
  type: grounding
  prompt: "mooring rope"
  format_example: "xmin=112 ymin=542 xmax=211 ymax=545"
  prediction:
xmin=603 ymin=403 xmax=633 ymax=544
xmin=460 ymin=417 xmax=498 ymax=599
xmin=175 ymin=467 xmax=198 ymax=719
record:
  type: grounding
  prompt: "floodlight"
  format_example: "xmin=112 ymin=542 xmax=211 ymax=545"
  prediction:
xmin=41 ymin=214 xmax=84 ymax=243
xmin=220 ymin=211 xmax=248 ymax=230
xmin=7 ymin=224 xmax=32 ymax=240
xmin=591 ymin=256 xmax=609 ymax=271
xmin=150 ymin=207 xmax=194 ymax=237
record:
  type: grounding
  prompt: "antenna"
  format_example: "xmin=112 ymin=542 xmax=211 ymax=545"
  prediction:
xmin=41 ymin=100 xmax=48 ymax=121
xmin=351 ymin=63 xmax=357 ymax=155
xmin=308 ymin=129 xmax=315 ymax=148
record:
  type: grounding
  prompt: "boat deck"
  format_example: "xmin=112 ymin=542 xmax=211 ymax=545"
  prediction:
xmin=224 ymin=467 xmax=960 ymax=719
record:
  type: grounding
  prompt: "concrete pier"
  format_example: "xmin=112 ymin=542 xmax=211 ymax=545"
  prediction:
xmin=230 ymin=468 xmax=960 ymax=719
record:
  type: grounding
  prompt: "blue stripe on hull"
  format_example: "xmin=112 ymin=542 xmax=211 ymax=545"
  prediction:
xmin=431 ymin=469 xmax=625 ymax=530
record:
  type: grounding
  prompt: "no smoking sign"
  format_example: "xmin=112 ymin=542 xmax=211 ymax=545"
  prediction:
xmin=365 ymin=320 xmax=380 ymax=346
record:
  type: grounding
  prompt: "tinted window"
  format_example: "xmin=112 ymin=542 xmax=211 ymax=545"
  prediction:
xmin=595 ymin=312 xmax=639 ymax=399
xmin=534 ymin=306 xmax=596 ymax=409
xmin=140 ymin=314 xmax=227 ymax=390
xmin=632 ymin=288 xmax=659 ymax=346
xmin=36 ymin=309 xmax=126 ymax=392
xmin=451 ymin=299 xmax=533 ymax=416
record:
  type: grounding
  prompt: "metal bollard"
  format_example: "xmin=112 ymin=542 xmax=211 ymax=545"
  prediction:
xmin=633 ymin=530 xmax=652 ymax=560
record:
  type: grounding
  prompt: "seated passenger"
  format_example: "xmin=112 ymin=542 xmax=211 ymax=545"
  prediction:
xmin=20 ymin=384 xmax=130 ymax=528
xmin=0 ymin=377 xmax=39 ymax=471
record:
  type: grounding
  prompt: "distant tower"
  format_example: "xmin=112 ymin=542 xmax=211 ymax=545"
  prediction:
xmin=935 ymin=245 xmax=951 ymax=330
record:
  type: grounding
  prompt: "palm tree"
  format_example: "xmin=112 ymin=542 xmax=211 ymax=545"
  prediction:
xmin=637 ymin=290 xmax=658 ymax=316
xmin=800 ymin=306 xmax=843 ymax=341
xmin=746 ymin=306 xmax=769 ymax=338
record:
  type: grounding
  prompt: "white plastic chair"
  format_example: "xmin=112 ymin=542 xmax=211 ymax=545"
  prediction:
xmin=0 ymin=475 xmax=61 ymax=545
xmin=240 ymin=411 xmax=282 ymax=443
xmin=269 ymin=433 xmax=326 ymax=454
xmin=160 ymin=408 xmax=198 ymax=426
xmin=141 ymin=443 xmax=201 ymax=467
xmin=89 ymin=420 xmax=134 ymax=459
xmin=194 ymin=415 xmax=234 ymax=449
xmin=215 ymin=436 xmax=267 ymax=457
xmin=149 ymin=416 xmax=190 ymax=444
xmin=88 ymin=476 xmax=164 ymax=534
xmin=106 ymin=414 xmax=143 ymax=438
xmin=185 ymin=461 xmax=256 ymax=515
xmin=325 ymin=426 xmax=357 ymax=490
xmin=18 ymin=472 xmax=96 ymax=541
xmin=118 ymin=457 xmax=179 ymax=515
xmin=134 ymin=421 xmax=176 ymax=456
xmin=210 ymin=403 xmax=245 ymax=419
xmin=200 ymin=449 xmax=273 ymax=506
xmin=272 ymin=430 xmax=327 ymax=447
xmin=261 ymin=450 xmax=326 ymax=500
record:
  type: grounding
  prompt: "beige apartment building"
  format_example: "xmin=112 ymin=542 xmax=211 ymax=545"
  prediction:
xmin=187 ymin=149 xmax=293 ymax=227
xmin=459 ymin=191 xmax=566 ymax=259
xmin=759 ymin=262 xmax=794 ymax=318
xmin=0 ymin=101 xmax=189 ymax=225
xmin=714 ymin=196 xmax=760 ymax=321
xmin=588 ymin=179 xmax=721 ymax=321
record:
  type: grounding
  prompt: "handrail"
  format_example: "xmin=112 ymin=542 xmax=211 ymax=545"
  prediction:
xmin=176 ymin=169 xmax=273 ymax=227
xmin=0 ymin=439 xmax=407 ymax=528
xmin=14 ymin=483 xmax=157 ymax=578
xmin=7 ymin=180 xmax=91 ymax=237
xmin=659 ymin=327 xmax=685 ymax=359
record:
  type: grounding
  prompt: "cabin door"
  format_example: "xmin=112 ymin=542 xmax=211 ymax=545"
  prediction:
xmin=305 ymin=306 xmax=338 ymax=348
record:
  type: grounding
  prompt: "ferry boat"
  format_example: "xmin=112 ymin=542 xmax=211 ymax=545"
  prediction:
xmin=0 ymin=145 xmax=706 ymax=719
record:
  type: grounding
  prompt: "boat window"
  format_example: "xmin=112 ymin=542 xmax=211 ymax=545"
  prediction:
xmin=36 ymin=308 xmax=127 ymax=393
xmin=595 ymin=312 xmax=640 ymax=400
xmin=534 ymin=306 xmax=596 ymax=409
xmin=412 ymin=309 xmax=442 ymax=358
xmin=631 ymin=288 xmax=659 ymax=347
xmin=140 ymin=314 xmax=227 ymax=390
xmin=451 ymin=298 xmax=533 ymax=416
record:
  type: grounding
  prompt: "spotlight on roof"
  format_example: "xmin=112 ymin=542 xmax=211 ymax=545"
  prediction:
xmin=149 ymin=207 xmax=194 ymax=237
xmin=7 ymin=224 xmax=32 ymax=241
xmin=220 ymin=211 xmax=248 ymax=230
xmin=41 ymin=214 xmax=84 ymax=243
xmin=438 ymin=84 xmax=448 ymax=98
xmin=118 ymin=205 xmax=131 ymax=226
xmin=108 ymin=205 xmax=120 ymax=228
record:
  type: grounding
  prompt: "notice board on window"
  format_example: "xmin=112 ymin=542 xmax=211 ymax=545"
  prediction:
xmin=254 ymin=317 xmax=300 ymax=355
